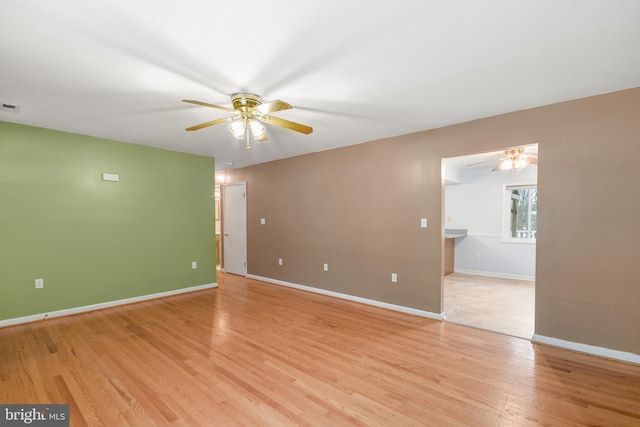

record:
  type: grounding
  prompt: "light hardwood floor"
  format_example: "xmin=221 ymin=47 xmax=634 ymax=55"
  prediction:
xmin=444 ymin=273 xmax=535 ymax=339
xmin=1 ymin=272 xmax=639 ymax=426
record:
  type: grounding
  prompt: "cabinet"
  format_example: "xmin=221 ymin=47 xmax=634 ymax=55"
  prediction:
xmin=443 ymin=229 xmax=467 ymax=276
xmin=445 ymin=238 xmax=455 ymax=275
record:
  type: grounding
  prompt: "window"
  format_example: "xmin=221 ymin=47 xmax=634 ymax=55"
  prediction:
xmin=503 ymin=185 xmax=537 ymax=242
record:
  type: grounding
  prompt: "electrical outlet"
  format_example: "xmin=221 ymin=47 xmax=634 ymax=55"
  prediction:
xmin=323 ymin=263 xmax=329 ymax=272
xmin=192 ymin=261 xmax=197 ymax=269
xmin=391 ymin=273 xmax=398 ymax=283
xmin=475 ymin=250 xmax=480 ymax=259
xmin=278 ymin=258 xmax=283 ymax=266
xmin=35 ymin=278 xmax=44 ymax=289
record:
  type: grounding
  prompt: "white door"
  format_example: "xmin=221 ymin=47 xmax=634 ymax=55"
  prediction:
xmin=223 ymin=182 xmax=247 ymax=276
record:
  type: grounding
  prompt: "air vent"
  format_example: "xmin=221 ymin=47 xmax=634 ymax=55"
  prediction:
xmin=1 ymin=103 xmax=20 ymax=113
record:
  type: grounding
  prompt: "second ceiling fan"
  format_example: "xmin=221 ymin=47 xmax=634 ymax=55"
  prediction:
xmin=466 ymin=147 xmax=538 ymax=171
xmin=491 ymin=148 xmax=537 ymax=171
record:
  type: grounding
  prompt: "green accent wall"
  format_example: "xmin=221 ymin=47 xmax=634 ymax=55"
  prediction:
xmin=0 ymin=121 xmax=216 ymax=321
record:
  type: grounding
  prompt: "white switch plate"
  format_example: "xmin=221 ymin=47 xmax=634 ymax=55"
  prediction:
xmin=35 ymin=278 xmax=44 ymax=289
xmin=278 ymin=258 xmax=283 ymax=266
xmin=192 ymin=261 xmax=197 ymax=269
xmin=420 ymin=218 xmax=428 ymax=228
xmin=323 ymin=263 xmax=328 ymax=272
xmin=260 ymin=218 xmax=266 ymax=225
xmin=391 ymin=273 xmax=398 ymax=283
xmin=102 ymin=173 xmax=119 ymax=182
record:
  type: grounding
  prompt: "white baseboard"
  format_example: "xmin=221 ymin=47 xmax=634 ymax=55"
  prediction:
xmin=0 ymin=282 xmax=218 ymax=328
xmin=247 ymin=274 xmax=444 ymax=320
xmin=532 ymin=334 xmax=640 ymax=365
xmin=454 ymin=268 xmax=535 ymax=282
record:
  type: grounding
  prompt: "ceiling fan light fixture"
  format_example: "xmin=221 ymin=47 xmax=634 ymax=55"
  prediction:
xmin=249 ymin=120 xmax=266 ymax=139
xmin=514 ymin=158 xmax=529 ymax=169
xmin=497 ymin=158 xmax=530 ymax=171
xmin=228 ymin=120 xmax=245 ymax=139
xmin=497 ymin=148 xmax=530 ymax=171
xmin=498 ymin=159 xmax=515 ymax=171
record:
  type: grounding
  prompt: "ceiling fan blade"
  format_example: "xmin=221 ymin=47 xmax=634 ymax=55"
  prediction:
xmin=254 ymin=133 xmax=269 ymax=142
xmin=466 ymin=160 xmax=492 ymax=167
xmin=182 ymin=99 xmax=235 ymax=113
xmin=186 ymin=117 xmax=230 ymax=131
xmin=527 ymin=156 xmax=538 ymax=165
xmin=254 ymin=100 xmax=292 ymax=115
xmin=259 ymin=115 xmax=313 ymax=134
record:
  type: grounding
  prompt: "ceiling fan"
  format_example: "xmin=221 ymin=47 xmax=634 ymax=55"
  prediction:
xmin=492 ymin=148 xmax=537 ymax=171
xmin=182 ymin=93 xmax=313 ymax=148
xmin=466 ymin=147 xmax=538 ymax=171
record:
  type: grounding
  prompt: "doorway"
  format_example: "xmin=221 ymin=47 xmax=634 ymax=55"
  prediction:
xmin=222 ymin=181 xmax=247 ymax=276
xmin=215 ymin=185 xmax=221 ymax=270
xmin=442 ymin=146 xmax=537 ymax=339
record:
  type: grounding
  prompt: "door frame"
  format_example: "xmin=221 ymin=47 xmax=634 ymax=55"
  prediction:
xmin=441 ymin=148 xmax=537 ymax=339
xmin=222 ymin=181 xmax=247 ymax=276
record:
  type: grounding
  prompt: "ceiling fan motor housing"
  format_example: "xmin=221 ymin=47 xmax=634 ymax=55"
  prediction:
xmin=231 ymin=93 xmax=263 ymax=111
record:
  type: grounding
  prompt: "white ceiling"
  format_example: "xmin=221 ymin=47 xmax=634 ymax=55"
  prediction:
xmin=1 ymin=1 xmax=639 ymax=171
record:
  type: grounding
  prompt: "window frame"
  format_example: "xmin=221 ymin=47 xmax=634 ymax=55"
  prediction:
xmin=502 ymin=183 xmax=537 ymax=244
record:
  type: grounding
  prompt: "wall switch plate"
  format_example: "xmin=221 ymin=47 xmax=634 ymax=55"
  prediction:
xmin=35 ymin=278 xmax=44 ymax=289
xmin=260 ymin=218 xmax=266 ymax=225
xmin=192 ymin=261 xmax=197 ymax=269
xmin=102 ymin=173 xmax=119 ymax=182
xmin=391 ymin=273 xmax=398 ymax=283
xmin=323 ymin=263 xmax=329 ymax=272
xmin=420 ymin=218 xmax=428 ymax=228
xmin=278 ymin=258 xmax=283 ymax=266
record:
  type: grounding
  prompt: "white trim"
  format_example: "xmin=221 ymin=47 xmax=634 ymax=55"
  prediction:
xmin=466 ymin=232 xmax=502 ymax=238
xmin=247 ymin=274 xmax=444 ymax=320
xmin=532 ymin=334 xmax=640 ymax=365
xmin=500 ymin=237 xmax=537 ymax=245
xmin=454 ymin=268 xmax=535 ymax=282
xmin=0 ymin=283 xmax=218 ymax=328
xmin=464 ymin=232 xmax=536 ymax=245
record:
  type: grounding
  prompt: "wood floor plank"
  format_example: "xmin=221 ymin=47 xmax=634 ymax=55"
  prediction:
xmin=1 ymin=272 xmax=639 ymax=426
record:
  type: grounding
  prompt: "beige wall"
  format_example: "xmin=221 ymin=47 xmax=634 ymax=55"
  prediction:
xmin=219 ymin=87 xmax=640 ymax=355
